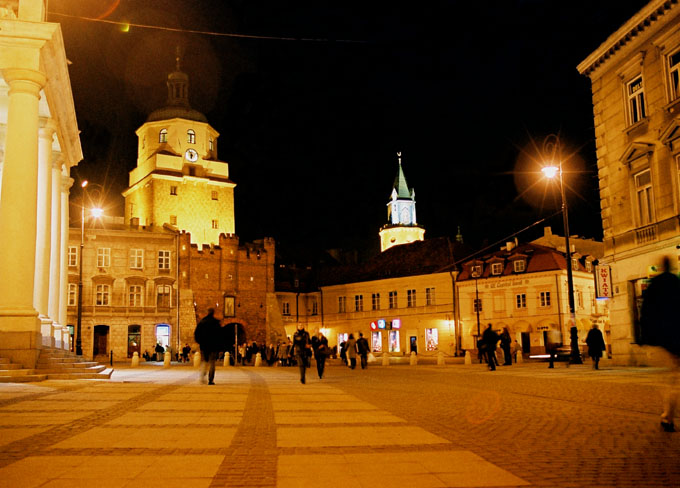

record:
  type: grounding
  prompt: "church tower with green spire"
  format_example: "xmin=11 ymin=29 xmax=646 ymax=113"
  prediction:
xmin=379 ymin=152 xmax=425 ymax=252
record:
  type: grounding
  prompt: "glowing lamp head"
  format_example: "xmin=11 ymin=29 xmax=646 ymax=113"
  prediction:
xmin=81 ymin=180 xmax=88 ymax=188
xmin=90 ymin=207 xmax=104 ymax=219
xmin=542 ymin=165 xmax=559 ymax=179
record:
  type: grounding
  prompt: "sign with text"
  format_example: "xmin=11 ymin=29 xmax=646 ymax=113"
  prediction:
xmin=595 ymin=265 xmax=612 ymax=298
xmin=391 ymin=318 xmax=401 ymax=329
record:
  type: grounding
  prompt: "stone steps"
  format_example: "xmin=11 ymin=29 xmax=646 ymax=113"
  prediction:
xmin=34 ymin=348 xmax=113 ymax=381
xmin=0 ymin=374 xmax=48 ymax=383
xmin=0 ymin=357 xmax=44 ymax=382
xmin=46 ymin=368 xmax=114 ymax=380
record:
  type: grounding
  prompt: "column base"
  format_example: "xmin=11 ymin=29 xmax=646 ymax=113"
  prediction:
xmin=40 ymin=316 xmax=55 ymax=347
xmin=0 ymin=330 xmax=42 ymax=368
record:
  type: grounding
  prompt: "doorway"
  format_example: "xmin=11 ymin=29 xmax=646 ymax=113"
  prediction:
xmin=128 ymin=325 xmax=141 ymax=358
xmin=409 ymin=335 xmax=418 ymax=355
xmin=521 ymin=332 xmax=531 ymax=354
xmin=93 ymin=325 xmax=109 ymax=357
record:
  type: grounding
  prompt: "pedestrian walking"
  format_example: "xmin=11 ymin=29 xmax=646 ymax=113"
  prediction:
xmin=194 ymin=308 xmax=222 ymax=385
xmin=500 ymin=327 xmax=512 ymax=365
xmin=639 ymin=256 xmax=680 ymax=432
xmin=154 ymin=343 xmax=164 ymax=362
xmin=181 ymin=343 xmax=191 ymax=363
xmin=314 ymin=332 xmax=330 ymax=379
xmin=291 ymin=324 xmax=312 ymax=384
xmin=340 ymin=340 xmax=348 ymax=365
xmin=345 ymin=333 xmax=358 ymax=369
xmin=585 ymin=324 xmax=606 ymax=370
xmin=482 ymin=324 xmax=499 ymax=371
xmin=356 ymin=332 xmax=370 ymax=369
xmin=512 ymin=340 xmax=522 ymax=363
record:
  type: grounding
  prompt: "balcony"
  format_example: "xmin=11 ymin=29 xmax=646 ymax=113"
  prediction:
xmin=635 ymin=224 xmax=657 ymax=244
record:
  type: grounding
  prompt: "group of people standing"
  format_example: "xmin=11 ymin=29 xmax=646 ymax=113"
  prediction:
xmin=478 ymin=324 xmax=520 ymax=371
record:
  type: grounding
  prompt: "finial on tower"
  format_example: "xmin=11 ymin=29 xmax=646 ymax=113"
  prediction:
xmin=175 ymin=46 xmax=182 ymax=71
xmin=397 ymin=151 xmax=402 ymax=165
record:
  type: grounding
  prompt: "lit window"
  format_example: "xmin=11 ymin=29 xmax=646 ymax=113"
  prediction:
xmin=158 ymin=250 xmax=171 ymax=270
xmin=571 ymin=257 xmax=579 ymax=271
xmin=209 ymin=137 xmax=214 ymax=151
xmin=159 ymin=128 xmax=168 ymax=143
xmin=187 ymin=129 xmax=195 ymax=144
xmin=669 ymin=49 xmax=680 ymax=101
xmin=338 ymin=296 xmax=346 ymax=313
xmin=129 ymin=249 xmax=144 ymax=269
xmin=157 ymin=285 xmax=172 ymax=308
xmin=426 ymin=287 xmax=435 ymax=306
xmin=389 ymin=291 xmax=398 ymax=309
xmin=170 ymin=215 xmax=177 ymax=226
xmin=577 ymin=290 xmax=584 ymax=309
xmin=586 ymin=261 xmax=592 ymax=272
xmin=95 ymin=284 xmax=110 ymax=306
xmin=539 ymin=291 xmax=551 ymax=307
xmin=355 ymin=294 xmax=363 ymax=312
xmin=513 ymin=260 xmax=526 ymax=273
xmin=473 ymin=298 xmax=482 ymax=313
xmin=372 ymin=293 xmax=380 ymax=310
xmin=372 ymin=331 xmax=383 ymax=352
xmin=407 ymin=289 xmax=416 ymax=307
xmin=282 ymin=302 xmax=290 ymax=316
xmin=170 ymin=186 xmax=177 ymax=196
xmin=68 ymin=283 xmax=77 ymax=306
xmin=471 ymin=265 xmax=482 ymax=277
xmin=96 ymin=248 xmax=110 ymax=268
xmin=516 ymin=293 xmax=527 ymax=309
xmin=212 ymin=219 xmax=219 ymax=229
xmin=491 ymin=262 xmax=503 ymax=275
xmin=311 ymin=300 xmax=318 ymax=315
xmin=211 ymin=190 xmax=218 ymax=201
xmin=129 ymin=285 xmax=142 ymax=307
xmin=68 ymin=246 xmax=78 ymax=267
xmin=635 ymin=169 xmax=654 ymax=226
xmin=626 ymin=75 xmax=646 ymax=124
xmin=425 ymin=328 xmax=439 ymax=351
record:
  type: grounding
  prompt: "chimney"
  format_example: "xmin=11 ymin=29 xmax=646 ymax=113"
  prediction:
xmin=505 ymin=241 xmax=515 ymax=251
xmin=544 ymin=226 xmax=552 ymax=237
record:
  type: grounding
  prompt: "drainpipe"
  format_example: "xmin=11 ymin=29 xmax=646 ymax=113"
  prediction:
xmin=554 ymin=274 xmax=563 ymax=342
xmin=176 ymin=230 xmax=180 ymax=351
xmin=449 ymin=270 xmax=459 ymax=356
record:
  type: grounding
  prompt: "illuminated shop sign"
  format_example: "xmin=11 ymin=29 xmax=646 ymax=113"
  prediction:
xmin=370 ymin=321 xmax=378 ymax=330
xmin=378 ymin=319 xmax=386 ymax=329
xmin=391 ymin=318 xmax=401 ymax=329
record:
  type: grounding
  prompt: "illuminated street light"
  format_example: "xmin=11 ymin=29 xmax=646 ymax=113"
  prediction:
xmin=542 ymin=135 xmax=582 ymax=364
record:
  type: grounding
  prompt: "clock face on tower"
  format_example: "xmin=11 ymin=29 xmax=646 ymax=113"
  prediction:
xmin=185 ymin=149 xmax=198 ymax=162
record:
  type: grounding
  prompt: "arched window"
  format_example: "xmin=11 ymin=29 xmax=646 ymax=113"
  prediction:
xmin=159 ymin=128 xmax=168 ymax=143
xmin=187 ymin=129 xmax=195 ymax=144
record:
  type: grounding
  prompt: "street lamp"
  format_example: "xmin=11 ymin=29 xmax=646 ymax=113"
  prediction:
xmin=76 ymin=181 xmax=103 ymax=356
xmin=541 ymin=135 xmax=582 ymax=365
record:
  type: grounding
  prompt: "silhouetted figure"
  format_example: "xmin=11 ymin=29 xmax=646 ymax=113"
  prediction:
xmin=194 ymin=308 xmax=222 ymax=385
xmin=291 ymin=324 xmax=311 ymax=384
xmin=500 ymin=327 xmax=512 ymax=365
xmin=346 ymin=333 xmax=358 ymax=370
xmin=585 ymin=324 xmax=606 ymax=370
xmin=314 ymin=332 xmax=330 ymax=379
xmin=482 ymin=324 xmax=499 ymax=371
xmin=640 ymin=256 xmax=680 ymax=432
xmin=356 ymin=332 xmax=370 ymax=369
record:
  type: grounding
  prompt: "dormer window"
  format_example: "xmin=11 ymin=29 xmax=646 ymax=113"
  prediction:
xmin=159 ymin=128 xmax=168 ymax=143
xmin=491 ymin=263 xmax=503 ymax=275
xmin=471 ymin=265 xmax=482 ymax=277
xmin=187 ymin=129 xmax=195 ymax=144
xmin=585 ymin=260 xmax=592 ymax=273
xmin=513 ymin=260 xmax=526 ymax=273
xmin=571 ymin=257 xmax=579 ymax=271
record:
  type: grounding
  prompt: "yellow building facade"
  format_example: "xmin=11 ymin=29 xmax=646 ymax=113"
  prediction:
xmin=578 ymin=0 xmax=680 ymax=364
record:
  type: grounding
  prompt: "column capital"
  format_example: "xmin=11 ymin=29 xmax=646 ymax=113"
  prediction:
xmin=39 ymin=117 xmax=58 ymax=138
xmin=2 ymin=68 xmax=46 ymax=98
xmin=52 ymin=154 xmax=64 ymax=170
xmin=61 ymin=175 xmax=74 ymax=192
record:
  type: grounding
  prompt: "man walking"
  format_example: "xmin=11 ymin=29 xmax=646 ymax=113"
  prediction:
xmin=585 ymin=324 xmax=606 ymax=370
xmin=356 ymin=332 xmax=370 ymax=369
xmin=482 ymin=324 xmax=499 ymax=371
xmin=194 ymin=308 xmax=222 ymax=385
xmin=291 ymin=324 xmax=312 ymax=384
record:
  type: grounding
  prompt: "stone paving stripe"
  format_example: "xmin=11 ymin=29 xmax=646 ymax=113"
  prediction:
xmin=106 ymin=412 xmax=242 ymax=426
xmin=274 ymin=411 xmax=406 ymax=424
xmin=0 ymin=400 xmax=119 ymax=411
xmin=273 ymin=402 xmax=377 ymax=411
xmin=135 ymin=401 xmax=245 ymax=411
xmin=52 ymin=427 xmax=237 ymax=449
xmin=157 ymin=393 xmax=249 ymax=401
xmin=277 ymin=426 xmax=450 ymax=448
xmin=43 ymin=392 xmax=140 ymax=401
xmin=270 ymin=394 xmax=362 ymax=402
xmin=0 ymin=428 xmax=52 ymax=447
xmin=0 ymin=412 xmax=92 ymax=426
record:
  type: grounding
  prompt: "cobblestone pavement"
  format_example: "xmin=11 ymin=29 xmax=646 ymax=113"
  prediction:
xmin=0 ymin=360 xmax=678 ymax=487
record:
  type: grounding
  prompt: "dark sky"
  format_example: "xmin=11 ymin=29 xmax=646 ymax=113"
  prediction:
xmin=51 ymin=0 xmax=650 ymax=259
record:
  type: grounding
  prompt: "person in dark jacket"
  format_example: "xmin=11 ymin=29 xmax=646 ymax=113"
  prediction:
xmin=194 ymin=308 xmax=222 ymax=385
xmin=291 ymin=324 xmax=312 ymax=384
xmin=345 ymin=333 xmax=358 ymax=370
xmin=482 ymin=324 xmax=499 ymax=371
xmin=313 ymin=332 xmax=330 ymax=379
xmin=356 ymin=332 xmax=370 ymax=369
xmin=499 ymin=327 xmax=512 ymax=366
xmin=585 ymin=324 xmax=606 ymax=370
xmin=639 ymin=256 xmax=680 ymax=432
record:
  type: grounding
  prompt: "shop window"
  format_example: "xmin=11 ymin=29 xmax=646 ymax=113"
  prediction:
xmin=388 ymin=330 xmax=400 ymax=352
xmin=337 ymin=333 xmax=348 ymax=348
xmin=156 ymin=324 xmax=170 ymax=347
xmin=425 ymin=328 xmax=439 ymax=351
xmin=371 ymin=331 xmax=383 ymax=352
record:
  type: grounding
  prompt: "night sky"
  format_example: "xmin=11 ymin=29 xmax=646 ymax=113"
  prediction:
xmin=51 ymin=0 xmax=650 ymax=260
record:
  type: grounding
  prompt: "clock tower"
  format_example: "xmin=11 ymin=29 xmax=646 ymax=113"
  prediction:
xmin=123 ymin=53 xmax=235 ymax=246
xmin=379 ymin=153 xmax=425 ymax=252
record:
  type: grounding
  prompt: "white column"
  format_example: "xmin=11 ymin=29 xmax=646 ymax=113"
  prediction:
xmin=48 ymin=158 xmax=63 ymax=323
xmin=0 ymin=68 xmax=47 ymax=338
xmin=58 ymin=169 xmax=73 ymax=349
xmin=35 ymin=118 xmax=56 ymax=346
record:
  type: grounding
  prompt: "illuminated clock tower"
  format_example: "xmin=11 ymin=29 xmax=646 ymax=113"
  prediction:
xmin=379 ymin=152 xmax=425 ymax=252
xmin=123 ymin=53 xmax=235 ymax=246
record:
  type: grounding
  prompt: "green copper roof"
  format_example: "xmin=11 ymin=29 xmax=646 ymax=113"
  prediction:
xmin=392 ymin=159 xmax=413 ymax=199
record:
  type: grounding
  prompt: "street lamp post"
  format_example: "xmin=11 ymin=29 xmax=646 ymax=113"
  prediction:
xmin=542 ymin=135 xmax=582 ymax=365
xmin=76 ymin=181 xmax=87 ymax=356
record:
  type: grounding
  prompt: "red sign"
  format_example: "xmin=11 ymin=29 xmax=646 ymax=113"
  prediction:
xmin=595 ymin=265 xmax=611 ymax=298
xmin=370 ymin=321 xmax=378 ymax=330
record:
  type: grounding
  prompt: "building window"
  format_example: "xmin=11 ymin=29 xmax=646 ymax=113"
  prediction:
xmin=187 ymin=129 xmax=195 ymax=144
xmin=212 ymin=219 xmax=219 ymax=229
xmin=211 ymin=190 xmax=218 ymax=200
xmin=571 ymin=257 xmax=579 ymax=271
xmin=635 ymin=169 xmax=653 ymax=226
xmin=96 ymin=248 xmax=110 ymax=268
xmin=158 ymin=250 xmax=171 ymax=270
xmin=95 ymin=284 xmax=110 ymax=306
xmin=539 ymin=291 xmax=551 ymax=307
xmin=354 ymin=294 xmax=363 ymax=312
xmin=159 ymin=128 xmax=168 ymax=143
xmin=157 ymin=285 xmax=172 ymax=308
xmin=371 ymin=331 xmax=383 ymax=352
xmin=68 ymin=246 xmax=78 ymax=267
xmin=338 ymin=296 xmax=346 ymax=313
xmin=389 ymin=291 xmax=397 ymax=309
xmin=585 ymin=260 xmax=592 ymax=273
xmin=372 ymin=293 xmax=380 ymax=311
xmin=170 ymin=186 xmax=177 ymax=196
xmin=473 ymin=298 xmax=482 ymax=313
xmin=170 ymin=215 xmax=177 ymax=226
xmin=491 ymin=262 xmax=503 ymax=275
xmin=426 ymin=287 xmax=435 ymax=306
xmin=282 ymin=301 xmax=290 ymax=316
xmin=577 ymin=290 xmax=584 ymax=309
xmin=513 ymin=260 xmax=525 ymax=273
xmin=68 ymin=283 xmax=77 ymax=306
xmin=129 ymin=249 xmax=144 ymax=269
xmin=407 ymin=289 xmax=416 ymax=307
xmin=471 ymin=265 xmax=482 ymax=277
xmin=224 ymin=296 xmax=235 ymax=317
xmin=425 ymin=328 xmax=439 ymax=351
xmin=311 ymin=300 xmax=318 ymax=315
xmin=626 ymin=75 xmax=646 ymax=124
xmin=129 ymin=285 xmax=142 ymax=307
xmin=669 ymin=48 xmax=680 ymax=101
xmin=516 ymin=293 xmax=527 ymax=309
xmin=209 ymin=137 xmax=214 ymax=151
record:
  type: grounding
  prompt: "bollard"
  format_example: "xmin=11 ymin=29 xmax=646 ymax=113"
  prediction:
xmin=410 ymin=351 xmax=418 ymax=366
xmin=464 ymin=350 xmax=472 ymax=365
xmin=223 ymin=351 xmax=231 ymax=367
xmin=110 ymin=350 xmax=114 ymax=366
xmin=437 ymin=351 xmax=445 ymax=366
xmin=382 ymin=352 xmax=390 ymax=366
xmin=131 ymin=351 xmax=139 ymax=367
xmin=254 ymin=352 xmax=262 ymax=367
xmin=163 ymin=351 xmax=171 ymax=368
xmin=193 ymin=351 xmax=201 ymax=368
xmin=516 ymin=352 xmax=523 ymax=364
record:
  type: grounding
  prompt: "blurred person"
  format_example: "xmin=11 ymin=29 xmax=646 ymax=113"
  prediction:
xmin=345 ymin=333 xmax=358 ymax=370
xmin=356 ymin=332 xmax=370 ymax=369
xmin=500 ymin=327 xmax=512 ymax=365
xmin=585 ymin=324 xmax=606 ymax=370
xmin=314 ymin=332 xmax=330 ymax=379
xmin=291 ymin=324 xmax=312 ymax=384
xmin=194 ymin=308 xmax=222 ymax=385
xmin=482 ymin=324 xmax=499 ymax=371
